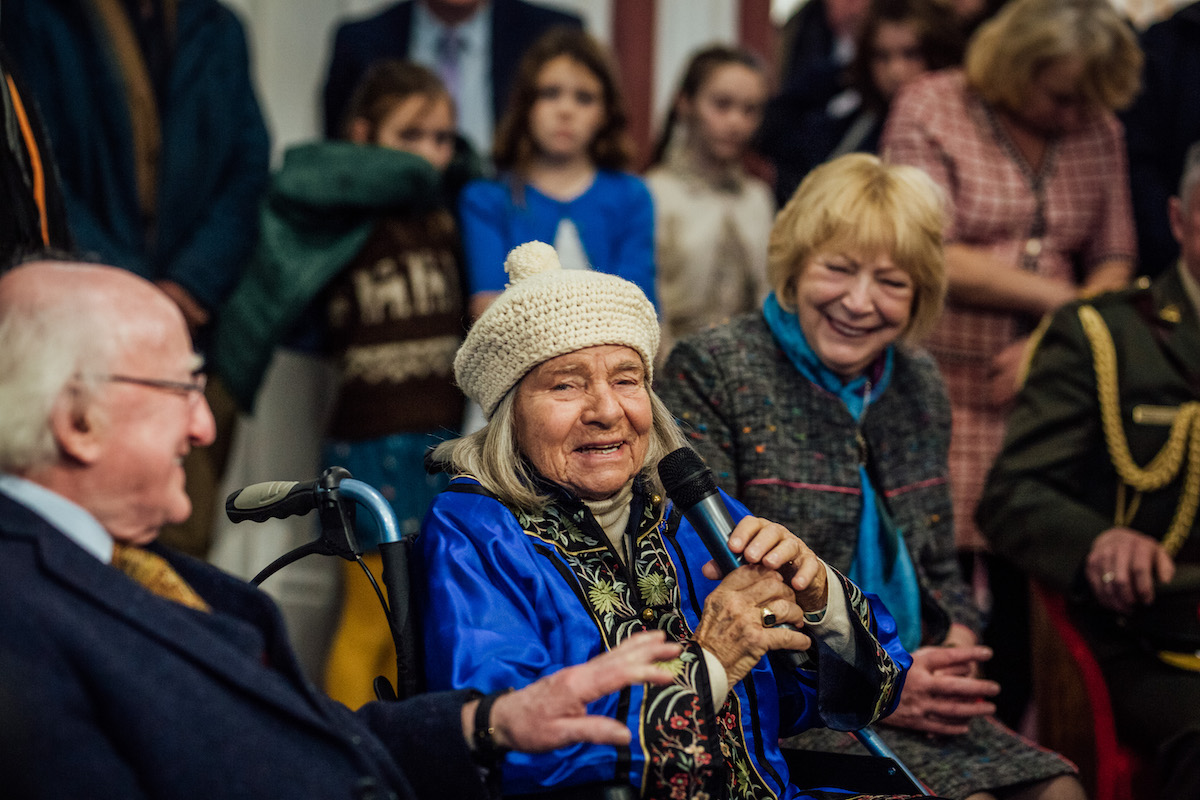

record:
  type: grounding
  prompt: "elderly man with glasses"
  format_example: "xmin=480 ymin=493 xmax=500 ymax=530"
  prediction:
xmin=0 ymin=259 xmax=682 ymax=800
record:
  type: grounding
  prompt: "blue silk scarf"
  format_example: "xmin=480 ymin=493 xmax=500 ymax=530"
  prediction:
xmin=763 ymin=293 xmax=922 ymax=651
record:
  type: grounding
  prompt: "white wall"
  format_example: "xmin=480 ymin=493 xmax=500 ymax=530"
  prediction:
xmin=653 ymin=1 xmax=741 ymax=135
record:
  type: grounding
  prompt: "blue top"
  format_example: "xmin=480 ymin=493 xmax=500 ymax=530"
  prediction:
xmin=458 ymin=170 xmax=658 ymax=306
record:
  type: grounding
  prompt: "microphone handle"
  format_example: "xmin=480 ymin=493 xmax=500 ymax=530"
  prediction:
xmin=688 ymin=494 xmax=743 ymax=574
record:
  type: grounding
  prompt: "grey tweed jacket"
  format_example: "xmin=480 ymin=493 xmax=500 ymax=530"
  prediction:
xmin=657 ymin=313 xmax=981 ymax=639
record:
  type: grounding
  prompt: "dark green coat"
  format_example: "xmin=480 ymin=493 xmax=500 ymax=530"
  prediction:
xmin=978 ymin=265 xmax=1200 ymax=595
xmin=211 ymin=140 xmax=479 ymax=412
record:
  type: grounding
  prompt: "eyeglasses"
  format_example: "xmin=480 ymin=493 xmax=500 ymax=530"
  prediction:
xmin=101 ymin=372 xmax=208 ymax=404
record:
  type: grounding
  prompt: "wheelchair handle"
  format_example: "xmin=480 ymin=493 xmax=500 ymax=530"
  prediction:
xmin=336 ymin=479 xmax=402 ymax=544
xmin=225 ymin=479 xmax=321 ymax=523
xmin=331 ymin=479 xmax=418 ymax=699
xmin=227 ymin=470 xmax=417 ymax=698
xmin=334 ymin=479 xmax=417 ymax=698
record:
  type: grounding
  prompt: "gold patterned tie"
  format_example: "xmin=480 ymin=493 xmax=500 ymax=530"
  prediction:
xmin=111 ymin=542 xmax=211 ymax=612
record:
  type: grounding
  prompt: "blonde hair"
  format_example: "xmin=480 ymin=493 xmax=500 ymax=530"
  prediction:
xmin=431 ymin=388 xmax=687 ymax=514
xmin=965 ymin=0 xmax=1141 ymax=113
xmin=767 ymin=153 xmax=947 ymax=344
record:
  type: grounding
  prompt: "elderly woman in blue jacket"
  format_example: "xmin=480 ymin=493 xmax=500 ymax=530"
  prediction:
xmin=415 ymin=241 xmax=912 ymax=799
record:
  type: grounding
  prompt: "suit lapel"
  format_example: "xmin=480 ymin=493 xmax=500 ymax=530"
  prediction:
xmin=395 ymin=0 xmax=415 ymax=51
xmin=11 ymin=499 xmax=340 ymax=736
xmin=489 ymin=0 xmax=517 ymax=121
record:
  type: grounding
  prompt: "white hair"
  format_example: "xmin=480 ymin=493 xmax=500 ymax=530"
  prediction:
xmin=0 ymin=265 xmax=124 ymax=473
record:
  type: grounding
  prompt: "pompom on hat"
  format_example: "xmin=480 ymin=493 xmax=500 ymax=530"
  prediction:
xmin=455 ymin=241 xmax=660 ymax=419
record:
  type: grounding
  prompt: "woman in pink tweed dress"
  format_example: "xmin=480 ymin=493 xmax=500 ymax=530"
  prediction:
xmin=882 ymin=0 xmax=1141 ymax=556
xmin=882 ymin=0 xmax=1142 ymax=725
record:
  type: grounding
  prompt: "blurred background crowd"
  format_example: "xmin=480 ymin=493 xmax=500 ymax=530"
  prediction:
xmin=2 ymin=0 xmax=1198 ymax=795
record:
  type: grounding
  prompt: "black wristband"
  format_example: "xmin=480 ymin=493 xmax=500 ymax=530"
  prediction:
xmin=472 ymin=688 xmax=514 ymax=767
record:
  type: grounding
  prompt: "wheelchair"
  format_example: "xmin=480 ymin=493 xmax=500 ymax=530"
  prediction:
xmin=227 ymin=467 xmax=929 ymax=799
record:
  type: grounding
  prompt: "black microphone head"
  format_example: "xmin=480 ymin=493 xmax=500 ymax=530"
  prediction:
xmin=657 ymin=447 xmax=718 ymax=509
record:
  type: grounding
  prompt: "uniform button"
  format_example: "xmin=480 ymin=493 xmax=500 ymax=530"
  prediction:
xmin=642 ymin=608 xmax=656 ymax=622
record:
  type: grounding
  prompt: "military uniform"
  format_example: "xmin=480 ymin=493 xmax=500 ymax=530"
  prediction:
xmin=978 ymin=263 xmax=1200 ymax=795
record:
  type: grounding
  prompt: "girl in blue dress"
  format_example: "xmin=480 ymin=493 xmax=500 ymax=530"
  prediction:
xmin=459 ymin=27 xmax=656 ymax=318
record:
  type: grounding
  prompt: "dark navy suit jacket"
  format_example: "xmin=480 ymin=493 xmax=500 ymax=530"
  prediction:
xmin=0 ymin=492 xmax=488 ymax=800
xmin=322 ymin=0 xmax=583 ymax=138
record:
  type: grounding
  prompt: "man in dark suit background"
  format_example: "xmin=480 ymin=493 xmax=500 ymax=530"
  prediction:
xmin=322 ymin=0 xmax=582 ymax=151
xmin=0 ymin=259 xmax=680 ymax=800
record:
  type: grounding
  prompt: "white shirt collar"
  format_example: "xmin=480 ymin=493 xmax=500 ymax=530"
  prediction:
xmin=0 ymin=473 xmax=114 ymax=563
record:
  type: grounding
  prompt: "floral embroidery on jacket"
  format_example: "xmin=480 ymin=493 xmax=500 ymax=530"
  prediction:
xmin=509 ymin=481 xmax=774 ymax=799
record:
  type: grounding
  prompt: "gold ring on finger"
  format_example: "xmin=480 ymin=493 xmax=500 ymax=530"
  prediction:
xmin=760 ymin=606 xmax=778 ymax=628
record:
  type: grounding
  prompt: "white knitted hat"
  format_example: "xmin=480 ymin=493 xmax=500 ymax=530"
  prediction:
xmin=455 ymin=241 xmax=660 ymax=419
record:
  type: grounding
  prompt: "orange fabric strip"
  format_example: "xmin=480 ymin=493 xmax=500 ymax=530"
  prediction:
xmin=5 ymin=75 xmax=49 ymax=246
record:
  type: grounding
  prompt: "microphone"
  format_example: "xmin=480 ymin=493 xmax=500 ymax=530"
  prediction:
xmin=657 ymin=447 xmax=742 ymax=575
xmin=657 ymin=447 xmax=807 ymax=669
xmin=658 ymin=450 xmax=925 ymax=786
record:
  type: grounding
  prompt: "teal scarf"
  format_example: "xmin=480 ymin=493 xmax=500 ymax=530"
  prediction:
xmin=763 ymin=293 xmax=922 ymax=651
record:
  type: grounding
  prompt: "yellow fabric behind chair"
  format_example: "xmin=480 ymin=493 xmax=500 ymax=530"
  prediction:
xmin=323 ymin=554 xmax=397 ymax=709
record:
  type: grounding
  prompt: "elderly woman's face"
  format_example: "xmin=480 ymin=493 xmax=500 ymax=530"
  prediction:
xmin=794 ymin=247 xmax=913 ymax=378
xmin=514 ymin=345 xmax=652 ymax=501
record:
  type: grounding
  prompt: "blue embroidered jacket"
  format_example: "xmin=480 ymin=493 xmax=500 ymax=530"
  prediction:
xmin=416 ymin=476 xmax=910 ymax=799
